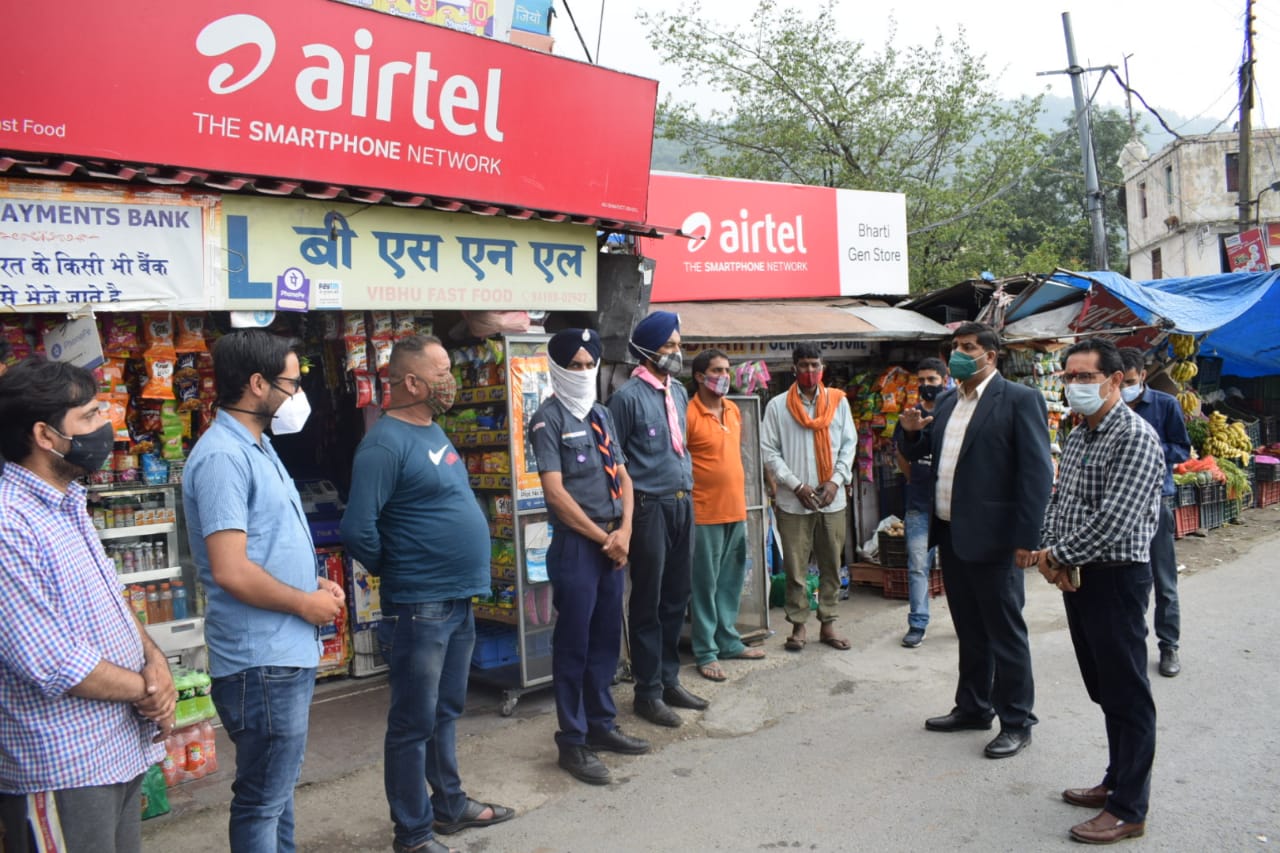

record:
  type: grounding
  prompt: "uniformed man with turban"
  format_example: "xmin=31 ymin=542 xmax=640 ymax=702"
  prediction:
xmin=605 ymin=311 xmax=709 ymax=728
xmin=529 ymin=329 xmax=648 ymax=785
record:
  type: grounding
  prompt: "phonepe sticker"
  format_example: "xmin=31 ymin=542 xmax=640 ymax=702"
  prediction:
xmin=275 ymin=267 xmax=310 ymax=312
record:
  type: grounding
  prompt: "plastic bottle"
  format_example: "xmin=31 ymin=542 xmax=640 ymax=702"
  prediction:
xmin=183 ymin=724 xmax=206 ymax=779
xmin=198 ymin=719 xmax=218 ymax=775
xmin=161 ymin=730 xmax=185 ymax=786
xmin=159 ymin=583 xmax=173 ymax=623
xmin=191 ymin=670 xmax=216 ymax=721
xmin=154 ymin=540 xmax=168 ymax=569
xmin=173 ymin=669 xmax=198 ymax=729
xmin=145 ymin=585 xmax=160 ymax=624
xmin=129 ymin=585 xmax=147 ymax=623
xmin=171 ymin=581 xmax=188 ymax=620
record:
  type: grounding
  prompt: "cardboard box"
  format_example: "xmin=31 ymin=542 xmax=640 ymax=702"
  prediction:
xmin=508 ymin=30 xmax=554 ymax=53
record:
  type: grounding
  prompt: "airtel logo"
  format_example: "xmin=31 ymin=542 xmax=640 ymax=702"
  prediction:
xmin=679 ymin=209 xmax=808 ymax=255
xmin=196 ymin=14 xmax=505 ymax=141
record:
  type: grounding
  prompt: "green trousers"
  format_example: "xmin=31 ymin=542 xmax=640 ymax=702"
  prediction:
xmin=690 ymin=521 xmax=748 ymax=665
xmin=776 ymin=507 xmax=846 ymax=625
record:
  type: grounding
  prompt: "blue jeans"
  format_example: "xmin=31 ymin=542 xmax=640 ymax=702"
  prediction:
xmin=904 ymin=509 xmax=936 ymax=631
xmin=211 ymin=665 xmax=317 ymax=853
xmin=378 ymin=600 xmax=474 ymax=849
xmin=1149 ymin=500 xmax=1179 ymax=650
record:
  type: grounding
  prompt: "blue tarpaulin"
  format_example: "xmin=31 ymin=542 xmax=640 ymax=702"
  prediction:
xmin=1052 ymin=270 xmax=1280 ymax=378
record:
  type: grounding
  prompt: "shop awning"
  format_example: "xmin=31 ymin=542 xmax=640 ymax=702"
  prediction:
xmin=651 ymin=300 xmax=951 ymax=343
xmin=0 ymin=152 xmax=685 ymax=239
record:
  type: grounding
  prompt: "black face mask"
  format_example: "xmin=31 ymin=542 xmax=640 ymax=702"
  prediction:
xmin=919 ymin=384 xmax=943 ymax=403
xmin=49 ymin=422 xmax=115 ymax=475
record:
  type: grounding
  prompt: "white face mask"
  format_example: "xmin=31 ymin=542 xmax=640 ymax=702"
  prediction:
xmin=549 ymin=361 xmax=599 ymax=421
xmin=1065 ymin=382 xmax=1106 ymax=417
xmin=1120 ymin=384 xmax=1143 ymax=404
xmin=271 ymin=390 xmax=312 ymax=435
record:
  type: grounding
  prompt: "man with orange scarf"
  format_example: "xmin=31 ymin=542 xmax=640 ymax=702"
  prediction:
xmin=761 ymin=343 xmax=857 ymax=652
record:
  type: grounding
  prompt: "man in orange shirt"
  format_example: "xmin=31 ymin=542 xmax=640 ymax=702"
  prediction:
xmin=687 ymin=350 xmax=766 ymax=682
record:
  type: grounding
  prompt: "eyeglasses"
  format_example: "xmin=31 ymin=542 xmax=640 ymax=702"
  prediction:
xmin=1061 ymin=371 xmax=1105 ymax=384
xmin=274 ymin=375 xmax=303 ymax=393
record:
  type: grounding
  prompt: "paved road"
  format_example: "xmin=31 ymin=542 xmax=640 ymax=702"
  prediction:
xmin=143 ymin=512 xmax=1280 ymax=852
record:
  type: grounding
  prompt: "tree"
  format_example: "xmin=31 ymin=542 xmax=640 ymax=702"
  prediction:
xmin=1003 ymin=107 xmax=1135 ymax=271
xmin=641 ymin=0 xmax=1049 ymax=291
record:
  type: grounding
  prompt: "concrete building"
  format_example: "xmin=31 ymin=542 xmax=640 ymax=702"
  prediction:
xmin=1121 ymin=129 xmax=1280 ymax=278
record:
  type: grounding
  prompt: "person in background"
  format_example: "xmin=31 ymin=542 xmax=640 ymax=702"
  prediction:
xmin=606 ymin=311 xmax=708 ymax=728
xmin=761 ymin=343 xmax=857 ymax=653
xmin=184 ymin=330 xmax=345 ymax=853
xmin=1119 ymin=347 xmax=1191 ymax=678
xmin=687 ymin=349 xmax=765 ymax=682
xmin=0 ymin=358 xmax=175 ymax=853
xmin=1037 ymin=337 xmax=1164 ymax=845
xmin=894 ymin=357 xmax=951 ymax=648
xmin=529 ymin=329 xmax=648 ymax=786
xmin=341 ymin=335 xmax=512 ymax=853
xmin=898 ymin=322 xmax=1053 ymax=760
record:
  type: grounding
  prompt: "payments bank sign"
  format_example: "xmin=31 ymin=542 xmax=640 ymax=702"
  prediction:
xmin=1 ymin=2 xmax=657 ymax=224
xmin=642 ymin=173 xmax=908 ymax=301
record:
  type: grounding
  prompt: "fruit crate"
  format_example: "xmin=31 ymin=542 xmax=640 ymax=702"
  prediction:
xmin=1176 ymin=483 xmax=1198 ymax=507
xmin=1199 ymin=499 xmax=1225 ymax=531
xmin=1257 ymin=480 xmax=1280 ymax=508
xmin=1224 ymin=498 xmax=1243 ymax=524
xmin=882 ymin=567 xmax=944 ymax=600
xmin=471 ymin=624 xmax=519 ymax=670
xmin=1194 ymin=356 xmax=1223 ymax=394
xmin=877 ymin=532 xmax=909 ymax=568
xmin=1174 ymin=504 xmax=1199 ymax=539
xmin=1196 ymin=482 xmax=1226 ymax=505
xmin=1257 ymin=461 xmax=1280 ymax=483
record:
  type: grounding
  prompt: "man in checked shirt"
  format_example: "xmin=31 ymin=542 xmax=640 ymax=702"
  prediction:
xmin=0 ymin=359 xmax=176 ymax=853
xmin=1035 ymin=337 xmax=1165 ymax=846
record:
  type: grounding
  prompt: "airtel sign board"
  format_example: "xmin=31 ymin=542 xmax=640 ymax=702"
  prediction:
xmin=642 ymin=173 xmax=908 ymax=301
xmin=0 ymin=2 xmax=657 ymax=224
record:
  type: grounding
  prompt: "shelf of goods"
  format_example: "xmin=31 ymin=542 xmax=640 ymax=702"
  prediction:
xmin=90 ymin=483 xmax=206 ymax=667
xmin=440 ymin=335 xmax=555 ymax=716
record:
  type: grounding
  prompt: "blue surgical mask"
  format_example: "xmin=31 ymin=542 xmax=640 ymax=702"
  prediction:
xmin=1120 ymin=384 xmax=1143 ymax=404
xmin=1066 ymin=382 xmax=1106 ymax=416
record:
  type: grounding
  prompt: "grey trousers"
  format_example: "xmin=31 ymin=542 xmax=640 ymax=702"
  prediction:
xmin=0 ymin=774 xmax=144 ymax=853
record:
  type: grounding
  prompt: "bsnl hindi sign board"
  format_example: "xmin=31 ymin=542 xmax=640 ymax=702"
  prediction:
xmin=642 ymin=173 xmax=908 ymax=301
xmin=0 ymin=180 xmax=211 ymax=313
xmin=223 ymin=196 xmax=596 ymax=311
xmin=1 ymin=2 xmax=657 ymax=224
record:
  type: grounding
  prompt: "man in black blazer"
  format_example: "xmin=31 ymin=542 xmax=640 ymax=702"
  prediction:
xmin=899 ymin=322 xmax=1054 ymax=759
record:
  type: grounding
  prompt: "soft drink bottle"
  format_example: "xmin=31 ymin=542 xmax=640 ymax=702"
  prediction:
xmin=182 ymin=724 xmax=206 ymax=779
xmin=191 ymin=670 xmax=216 ymax=721
xmin=198 ymin=719 xmax=218 ymax=775
xmin=171 ymin=581 xmax=188 ymax=619
xmin=173 ymin=669 xmax=198 ymax=729
xmin=161 ymin=731 xmax=185 ymax=786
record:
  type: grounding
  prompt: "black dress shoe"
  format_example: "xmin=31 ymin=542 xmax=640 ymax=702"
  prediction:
xmin=924 ymin=711 xmax=994 ymax=732
xmin=558 ymin=745 xmax=610 ymax=785
xmin=633 ymin=698 xmax=682 ymax=727
xmin=984 ymin=729 xmax=1031 ymax=759
xmin=586 ymin=726 xmax=651 ymax=755
xmin=662 ymin=684 xmax=710 ymax=710
xmin=1159 ymin=648 xmax=1181 ymax=677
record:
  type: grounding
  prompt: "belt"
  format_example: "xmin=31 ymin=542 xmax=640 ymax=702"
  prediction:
xmin=637 ymin=489 xmax=690 ymax=502
xmin=1078 ymin=560 xmax=1141 ymax=570
xmin=595 ymin=518 xmax=623 ymax=533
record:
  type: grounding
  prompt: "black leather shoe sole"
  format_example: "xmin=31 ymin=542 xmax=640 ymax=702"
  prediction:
xmin=924 ymin=713 xmax=994 ymax=732
xmin=633 ymin=700 xmax=682 ymax=728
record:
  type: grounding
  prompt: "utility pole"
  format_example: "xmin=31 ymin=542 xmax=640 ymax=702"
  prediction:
xmin=1062 ymin=12 xmax=1109 ymax=270
xmin=1237 ymin=0 xmax=1256 ymax=231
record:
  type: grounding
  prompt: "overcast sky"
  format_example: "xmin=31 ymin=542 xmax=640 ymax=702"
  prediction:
xmin=551 ymin=0 xmax=1276 ymax=134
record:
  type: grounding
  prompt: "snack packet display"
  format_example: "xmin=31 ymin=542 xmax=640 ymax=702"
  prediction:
xmin=175 ymin=315 xmax=208 ymax=352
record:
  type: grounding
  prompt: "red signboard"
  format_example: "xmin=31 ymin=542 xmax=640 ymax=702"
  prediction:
xmin=1225 ymin=228 xmax=1269 ymax=272
xmin=0 ymin=2 xmax=656 ymax=224
xmin=641 ymin=173 xmax=908 ymax=302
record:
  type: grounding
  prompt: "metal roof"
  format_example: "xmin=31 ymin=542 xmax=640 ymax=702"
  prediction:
xmin=0 ymin=151 xmax=685 ymax=238
xmin=651 ymin=300 xmax=950 ymax=342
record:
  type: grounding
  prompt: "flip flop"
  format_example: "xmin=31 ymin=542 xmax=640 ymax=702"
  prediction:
xmin=784 ymin=635 xmax=806 ymax=652
xmin=433 ymin=799 xmax=515 ymax=835
xmin=728 ymin=647 xmax=766 ymax=660
xmin=698 ymin=661 xmax=728 ymax=682
xmin=819 ymin=634 xmax=851 ymax=651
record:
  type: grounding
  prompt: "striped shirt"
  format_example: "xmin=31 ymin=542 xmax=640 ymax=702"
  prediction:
xmin=1041 ymin=402 xmax=1165 ymax=566
xmin=0 ymin=463 xmax=162 ymax=793
xmin=934 ymin=371 xmax=997 ymax=521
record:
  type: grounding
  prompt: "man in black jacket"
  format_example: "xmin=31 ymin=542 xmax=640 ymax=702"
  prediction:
xmin=899 ymin=322 xmax=1054 ymax=759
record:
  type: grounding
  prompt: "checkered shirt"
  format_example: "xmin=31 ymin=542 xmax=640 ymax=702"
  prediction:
xmin=1041 ymin=402 xmax=1165 ymax=567
xmin=0 ymin=463 xmax=162 ymax=792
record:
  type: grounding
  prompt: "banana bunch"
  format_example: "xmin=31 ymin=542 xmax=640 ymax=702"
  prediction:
xmin=1203 ymin=412 xmax=1253 ymax=463
xmin=1177 ymin=390 xmax=1201 ymax=417
xmin=1168 ymin=359 xmax=1199 ymax=385
xmin=1171 ymin=334 xmax=1199 ymax=359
